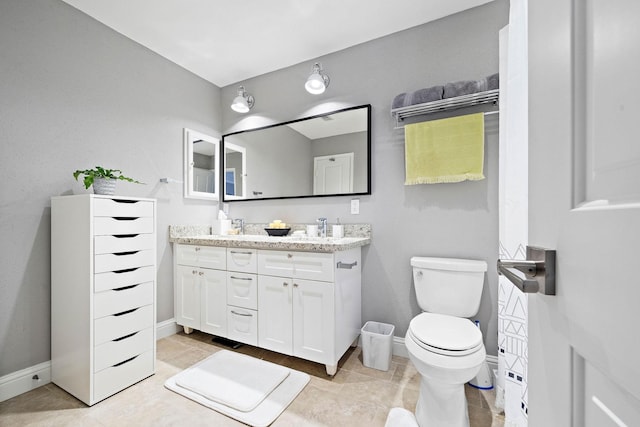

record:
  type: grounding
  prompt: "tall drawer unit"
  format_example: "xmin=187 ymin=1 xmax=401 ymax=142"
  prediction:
xmin=51 ymin=194 xmax=156 ymax=406
xmin=226 ymin=248 xmax=258 ymax=345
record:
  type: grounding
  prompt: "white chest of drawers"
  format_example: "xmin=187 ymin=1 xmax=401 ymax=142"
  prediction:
xmin=51 ymin=194 xmax=156 ymax=405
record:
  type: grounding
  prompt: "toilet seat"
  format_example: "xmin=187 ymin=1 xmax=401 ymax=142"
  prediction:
xmin=408 ymin=313 xmax=483 ymax=357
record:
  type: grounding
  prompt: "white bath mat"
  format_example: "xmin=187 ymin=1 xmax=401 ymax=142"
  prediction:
xmin=165 ymin=350 xmax=310 ymax=427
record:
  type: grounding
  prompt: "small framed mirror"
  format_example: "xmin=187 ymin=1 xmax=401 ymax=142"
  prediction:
xmin=183 ymin=128 xmax=219 ymax=200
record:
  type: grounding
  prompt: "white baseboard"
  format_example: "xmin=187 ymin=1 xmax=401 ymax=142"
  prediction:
xmin=156 ymin=318 xmax=181 ymax=339
xmin=0 ymin=320 xmax=181 ymax=403
xmin=0 ymin=361 xmax=51 ymax=403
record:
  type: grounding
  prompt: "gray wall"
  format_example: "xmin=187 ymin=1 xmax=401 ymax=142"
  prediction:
xmin=0 ymin=0 xmax=222 ymax=376
xmin=221 ymin=0 xmax=508 ymax=356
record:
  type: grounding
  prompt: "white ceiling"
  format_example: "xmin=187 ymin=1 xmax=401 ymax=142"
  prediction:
xmin=61 ymin=0 xmax=493 ymax=88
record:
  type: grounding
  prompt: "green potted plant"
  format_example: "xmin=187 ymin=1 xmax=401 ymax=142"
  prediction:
xmin=73 ymin=166 xmax=143 ymax=195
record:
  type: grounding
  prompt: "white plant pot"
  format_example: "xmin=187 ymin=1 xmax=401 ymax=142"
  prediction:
xmin=93 ymin=178 xmax=116 ymax=195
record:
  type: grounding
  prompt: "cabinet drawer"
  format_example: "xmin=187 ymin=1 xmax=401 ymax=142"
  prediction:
xmin=94 ymin=265 xmax=155 ymax=293
xmin=93 ymin=198 xmax=154 ymax=218
xmin=94 ymin=304 xmax=154 ymax=345
xmin=227 ymin=307 xmax=258 ymax=346
xmin=94 ymin=250 xmax=155 ymax=273
xmin=93 ymin=350 xmax=154 ymax=403
xmin=258 ymin=250 xmax=334 ymax=282
xmin=94 ymin=281 xmax=154 ymax=319
xmin=94 ymin=234 xmax=155 ymax=255
xmin=94 ymin=327 xmax=153 ymax=372
xmin=227 ymin=248 xmax=257 ymax=273
xmin=176 ymin=244 xmax=226 ymax=270
xmin=227 ymin=272 xmax=257 ymax=310
xmin=94 ymin=217 xmax=154 ymax=236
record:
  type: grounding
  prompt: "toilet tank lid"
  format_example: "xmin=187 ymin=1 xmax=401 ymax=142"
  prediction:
xmin=410 ymin=256 xmax=487 ymax=272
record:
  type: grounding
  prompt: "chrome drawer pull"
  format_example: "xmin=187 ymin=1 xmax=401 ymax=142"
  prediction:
xmin=230 ymin=276 xmax=252 ymax=281
xmin=112 ymin=354 xmax=139 ymax=367
xmin=112 ymin=331 xmax=138 ymax=342
xmin=230 ymin=251 xmax=253 ymax=255
xmin=337 ymin=261 xmax=358 ymax=269
xmin=230 ymin=310 xmax=252 ymax=317
xmin=113 ymin=307 xmax=138 ymax=317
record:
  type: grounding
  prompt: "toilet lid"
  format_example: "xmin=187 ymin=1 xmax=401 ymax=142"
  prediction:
xmin=409 ymin=313 xmax=482 ymax=356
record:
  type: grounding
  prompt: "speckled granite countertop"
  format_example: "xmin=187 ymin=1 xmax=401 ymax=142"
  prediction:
xmin=169 ymin=224 xmax=371 ymax=253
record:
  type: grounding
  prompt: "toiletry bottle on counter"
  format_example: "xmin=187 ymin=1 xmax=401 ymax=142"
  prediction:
xmin=332 ymin=218 xmax=344 ymax=239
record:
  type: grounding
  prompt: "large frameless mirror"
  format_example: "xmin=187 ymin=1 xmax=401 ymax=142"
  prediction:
xmin=183 ymin=128 xmax=219 ymax=200
xmin=221 ymin=104 xmax=371 ymax=202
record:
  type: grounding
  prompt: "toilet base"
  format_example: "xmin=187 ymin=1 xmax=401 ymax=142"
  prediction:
xmin=415 ymin=377 xmax=469 ymax=427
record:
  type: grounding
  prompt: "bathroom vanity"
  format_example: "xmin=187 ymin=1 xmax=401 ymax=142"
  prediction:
xmin=170 ymin=230 xmax=369 ymax=375
xmin=51 ymin=195 xmax=157 ymax=405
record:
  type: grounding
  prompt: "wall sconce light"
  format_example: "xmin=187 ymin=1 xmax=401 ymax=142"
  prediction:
xmin=230 ymin=86 xmax=254 ymax=113
xmin=305 ymin=62 xmax=330 ymax=94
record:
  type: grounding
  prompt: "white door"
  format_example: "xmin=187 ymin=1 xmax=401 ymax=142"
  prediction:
xmin=257 ymin=275 xmax=293 ymax=354
xmin=529 ymin=0 xmax=640 ymax=425
xmin=292 ymin=278 xmax=334 ymax=364
xmin=200 ymin=268 xmax=227 ymax=337
xmin=313 ymin=153 xmax=354 ymax=194
xmin=175 ymin=265 xmax=200 ymax=330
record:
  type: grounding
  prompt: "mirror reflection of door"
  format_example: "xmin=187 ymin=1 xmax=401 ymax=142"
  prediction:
xmin=224 ymin=142 xmax=246 ymax=199
xmin=183 ymin=128 xmax=219 ymax=200
xmin=313 ymin=152 xmax=354 ymax=195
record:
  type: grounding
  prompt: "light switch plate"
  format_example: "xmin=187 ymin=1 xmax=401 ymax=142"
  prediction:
xmin=351 ymin=199 xmax=360 ymax=215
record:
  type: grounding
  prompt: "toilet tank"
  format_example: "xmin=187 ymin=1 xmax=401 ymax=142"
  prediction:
xmin=411 ymin=257 xmax=487 ymax=318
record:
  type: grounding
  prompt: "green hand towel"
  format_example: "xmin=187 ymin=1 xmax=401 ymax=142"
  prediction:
xmin=404 ymin=113 xmax=485 ymax=185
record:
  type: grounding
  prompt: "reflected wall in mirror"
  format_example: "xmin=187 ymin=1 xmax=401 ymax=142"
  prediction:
xmin=222 ymin=104 xmax=371 ymax=201
xmin=184 ymin=128 xmax=219 ymax=200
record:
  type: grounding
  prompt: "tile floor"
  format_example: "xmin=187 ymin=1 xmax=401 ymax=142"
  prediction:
xmin=0 ymin=331 xmax=505 ymax=426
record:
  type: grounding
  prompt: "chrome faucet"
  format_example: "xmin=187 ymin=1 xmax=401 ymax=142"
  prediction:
xmin=231 ymin=218 xmax=244 ymax=235
xmin=317 ymin=217 xmax=327 ymax=238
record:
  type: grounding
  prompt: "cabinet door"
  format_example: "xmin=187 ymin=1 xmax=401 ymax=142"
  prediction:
xmin=257 ymin=275 xmax=292 ymax=354
xmin=200 ymin=268 xmax=227 ymax=337
xmin=175 ymin=265 xmax=200 ymax=330
xmin=292 ymin=279 xmax=334 ymax=364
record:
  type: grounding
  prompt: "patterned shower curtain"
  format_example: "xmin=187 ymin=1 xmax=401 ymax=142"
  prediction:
xmin=497 ymin=0 xmax=529 ymax=425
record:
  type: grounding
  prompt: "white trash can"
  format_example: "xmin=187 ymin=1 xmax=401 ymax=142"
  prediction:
xmin=361 ymin=321 xmax=395 ymax=371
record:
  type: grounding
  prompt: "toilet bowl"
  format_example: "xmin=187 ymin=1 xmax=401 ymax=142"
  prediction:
xmin=386 ymin=257 xmax=488 ymax=427
xmin=405 ymin=313 xmax=486 ymax=427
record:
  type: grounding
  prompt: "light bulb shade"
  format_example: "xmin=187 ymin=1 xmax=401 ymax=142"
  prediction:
xmin=305 ymin=63 xmax=330 ymax=94
xmin=230 ymin=86 xmax=254 ymax=113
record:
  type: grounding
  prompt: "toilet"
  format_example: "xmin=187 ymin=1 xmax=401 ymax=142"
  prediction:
xmin=399 ymin=256 xmax=488 ymax=427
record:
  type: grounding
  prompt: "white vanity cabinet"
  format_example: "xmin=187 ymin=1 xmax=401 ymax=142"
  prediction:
xmin=51 ymin=195 xmax=156 ymax=406
xmin=257 ymin=248 xmax=361 ymax=375
xmin=175 ymin=245 xmax=227 ymax=336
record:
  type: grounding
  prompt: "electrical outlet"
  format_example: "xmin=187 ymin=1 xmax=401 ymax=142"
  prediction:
xmin=350 ymin=199 xmax=360 ymax=215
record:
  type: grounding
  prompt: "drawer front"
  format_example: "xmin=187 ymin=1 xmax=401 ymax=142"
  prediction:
xmin=227 ymin=307 xmax=258 ymax=346
xmin=94 ymin=217 xmax=154 ymax=236
xmin=258 ymin=250 xmax=334 ymax=282
xmin=176 ymin=244 xmax=226 ymax=269
xmin=227 ymin=248 xmax=257 ymax=273
xmin=94 ymin=304 xmax=154 ymax=345
xmin=227 ymin=272 xmax=257 ymax=310
xmin=94 ymin=327 xmax=153 ymax=373
xmin=291 ymin=251 xmax=334 ymax=282
xmin=93 ymin=198 xmax=154 ymax=218
xmin=257 ymin=250 xmax=294 ymax=277
xmin=94 ymin=281 xmax=154 ymax=319
xmin=93 ymin=350 xmax=154 ymax=403
xmin=94 ymin=249 xmax=155 ymax=273
xmin=94 ymin=234 xmax=155 ymax=255
xmin=94 ymin=266 xmax=155 ymax=293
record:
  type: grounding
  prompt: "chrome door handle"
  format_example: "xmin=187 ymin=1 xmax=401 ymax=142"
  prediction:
xmin=497 ymin=246 xmax=556 ymax=295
